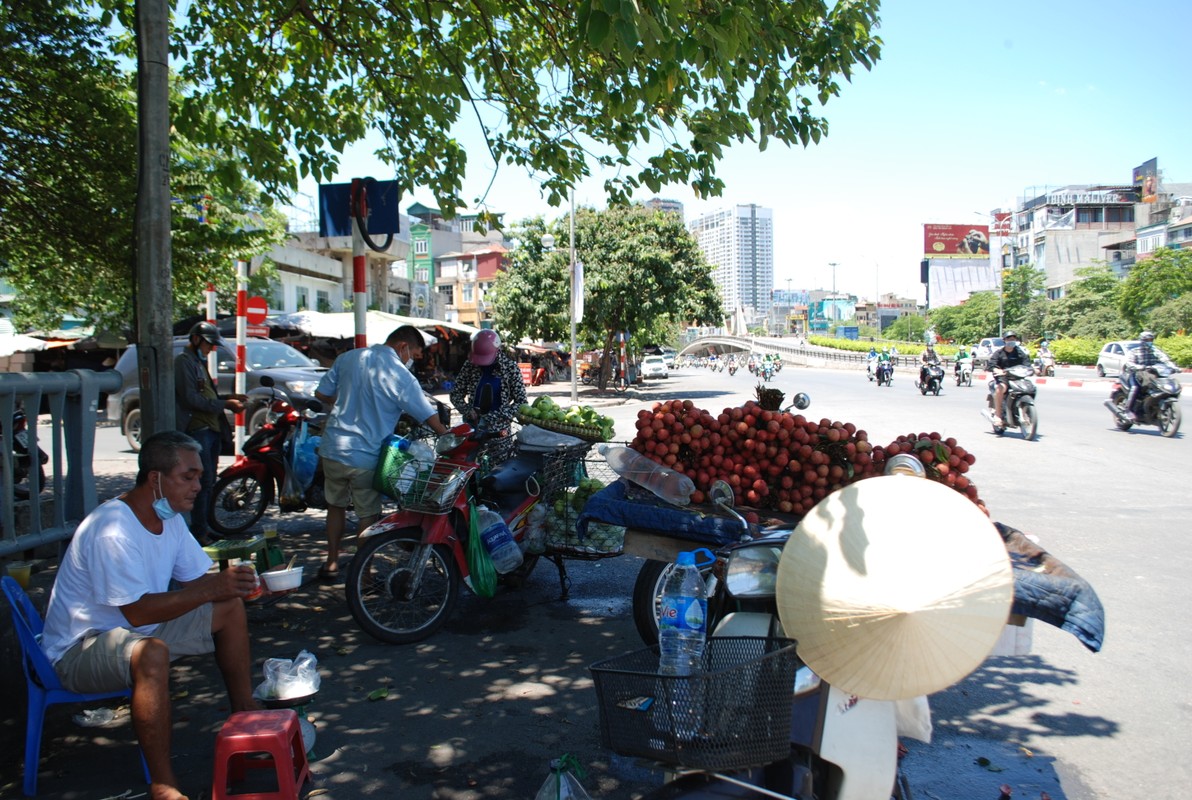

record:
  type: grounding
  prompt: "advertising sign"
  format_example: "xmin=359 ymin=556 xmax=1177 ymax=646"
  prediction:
xmin=923 ymin=224 xmax=991 ymax=258
xmin=1133 ymin=157 xmax=1159 ymax=203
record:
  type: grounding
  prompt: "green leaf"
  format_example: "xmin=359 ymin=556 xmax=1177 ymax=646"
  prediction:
xmin=367 ymin=687 xmax=389 ymax=701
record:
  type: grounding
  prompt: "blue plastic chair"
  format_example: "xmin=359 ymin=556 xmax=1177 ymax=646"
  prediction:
xmin=2 ymin=575 xmax=149 ymax=796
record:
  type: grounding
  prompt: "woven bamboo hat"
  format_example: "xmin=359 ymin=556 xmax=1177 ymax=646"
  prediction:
xmin=776 ymin=476 xmax=1013 ymax=700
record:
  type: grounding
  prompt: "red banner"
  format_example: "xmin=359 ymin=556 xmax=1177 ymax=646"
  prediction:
xmin=924 ymin=224 xmax=990 ymax=258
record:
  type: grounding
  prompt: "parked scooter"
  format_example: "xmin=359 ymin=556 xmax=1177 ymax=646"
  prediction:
xmin=606 ymin=478 xmax=915 ymax=800
xmin=1104 ymin=363 xmax=1182 ymax=437
xmin=984 ymin=364 xmax=1038 ymax=440
xmin=207 ymin=376 xmax=327 ymax=535
xmin=1 ymin=409 xmax=49 ymax=500
xmin=917 ymin=363 xmax=945 ymax=396
xmin=953 ymin=357 xmax=973 ymax=387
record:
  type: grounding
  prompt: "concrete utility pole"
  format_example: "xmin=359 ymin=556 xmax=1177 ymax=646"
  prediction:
xmin=134 ymin=0 xmax=175 ymax=436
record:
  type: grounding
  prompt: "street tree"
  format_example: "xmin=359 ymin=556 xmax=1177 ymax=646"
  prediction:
xmin=96 ymin=0 xmax=882 ymax=210
xmin=1042 ymin=264 xmax=1130 ymax=340
xmin=493 ymin=206 xmax=721 ymax=384
xmin=1001 ymin=263 xmax=1047 ymax=331
xmin=1146 ymin=294 xmax=1192 ymax=337
xmin=883 ymin=313 xmax=928 ymax=344
xmin=0 ymin=2 xmax=286 ymax=332
xmin=928 ymin=292 xmax=999 ymax=344
xmin=1118 ymin=247 xmax=1192 ymax=329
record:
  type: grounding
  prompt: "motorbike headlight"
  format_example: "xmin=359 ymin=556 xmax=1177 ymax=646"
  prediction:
xmin=884 ymin=453 xmax=926 ymax=477
xmin=435 ymin=433 xmax=468 ymax=454
xmin=794 ymin=665 xmax=822 ymax=697
xmin=724 ymin=542 xmax=783 ymax=598
xmin=285 ymin=380 xmax=320 ymax=396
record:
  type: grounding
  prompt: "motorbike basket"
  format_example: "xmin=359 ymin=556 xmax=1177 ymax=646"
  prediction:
xmin=377 ymin=460 xmax=477 ymax=514
xmin=590 ymin=636 xmax=800 ymax=771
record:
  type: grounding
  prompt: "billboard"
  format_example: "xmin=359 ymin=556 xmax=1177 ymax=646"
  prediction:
xmin=1133 ymin=157 xmax=1159 ymax=203
xmin=926 ymin=258 xmax=996 ymax=309
xmin=923 ymin=224 xmax=991 ymax=258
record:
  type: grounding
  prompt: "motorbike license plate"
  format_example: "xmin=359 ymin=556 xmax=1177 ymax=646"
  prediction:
xmin=15 ymin=430 xmax=29 ymax=448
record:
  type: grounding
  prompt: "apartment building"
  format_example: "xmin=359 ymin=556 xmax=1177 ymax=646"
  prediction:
xmin=688 ymin=204 xmax=774 ymax=326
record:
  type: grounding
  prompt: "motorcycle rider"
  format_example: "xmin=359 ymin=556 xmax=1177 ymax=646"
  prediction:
xmin=988 ymin=330 xmax=1031 ymax=431
xmin=1121 ymin=331 xmax=1177 ymax=421
xmin=954 ymin=344 xmax=970 ymax=377
xmin=918 ymin=344 xmax=941 ymax=387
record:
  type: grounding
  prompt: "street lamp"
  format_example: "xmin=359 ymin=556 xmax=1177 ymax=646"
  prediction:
xmin=974 ymin=211 xmax=1008 ymax=337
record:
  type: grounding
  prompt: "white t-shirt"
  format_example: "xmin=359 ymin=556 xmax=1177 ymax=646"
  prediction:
xmin=41 ymin=499 xmax=213 ymax=665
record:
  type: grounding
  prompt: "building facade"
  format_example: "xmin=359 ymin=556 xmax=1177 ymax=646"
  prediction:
xmin=688 ymin=204 xmax=774 ymax=327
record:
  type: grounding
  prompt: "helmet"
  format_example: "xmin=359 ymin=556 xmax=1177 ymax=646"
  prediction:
xmin=882 ymin=347 xmax=889 ymax=353
xmin=469 ymin=329 xmax=500 ymax=366
xmin=188 ymin=321 xmax=223 ymax=346
xmin=1003 ymin=330 xmax=1018 ymax=340
xmin=1140 ymin=331 xmax=1156 ymax=343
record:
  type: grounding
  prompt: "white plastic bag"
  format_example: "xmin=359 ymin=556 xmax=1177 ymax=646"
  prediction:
xmin=894 ymin=695 xmax=932 ymax=743
xmin=256 ymin=649 xmax=321 ymax=701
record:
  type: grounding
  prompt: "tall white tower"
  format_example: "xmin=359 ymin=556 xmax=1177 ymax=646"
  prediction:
xmin=688 ymin=204 xmax=774 ymax=326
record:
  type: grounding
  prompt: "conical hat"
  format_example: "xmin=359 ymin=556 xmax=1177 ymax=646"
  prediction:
xmin=776 ymin=476 xmax=1013 ymax=700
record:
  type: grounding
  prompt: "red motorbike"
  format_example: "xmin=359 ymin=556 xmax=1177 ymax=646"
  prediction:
xmin=345 ymin=425 xmax=585 ymax=644
xmin=208 ymin=376 xmax=327 ymax=535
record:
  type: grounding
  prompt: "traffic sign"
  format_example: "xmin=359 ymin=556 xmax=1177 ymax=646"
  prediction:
xmin=246 ymin=296 xmax=268 ymax=325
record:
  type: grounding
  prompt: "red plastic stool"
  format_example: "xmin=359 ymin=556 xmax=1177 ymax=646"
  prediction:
xmin=211 ymin=709 xmax=310 ymax=800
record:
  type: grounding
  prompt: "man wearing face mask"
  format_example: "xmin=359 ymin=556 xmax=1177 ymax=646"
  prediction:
xmin=314 ymin=325 xmax=450 ymax=581
xmin=987 ymin=331 xmax=1032 ymax=432
xmin=41 ymin=431 xmax=259 ymax=800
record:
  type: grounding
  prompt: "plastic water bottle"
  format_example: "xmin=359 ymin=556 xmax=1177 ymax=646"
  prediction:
xmin=658 ymin=551 xmax=707 ymax=675
xmin=476 ymin=506 xmax=524 ymax=573
xmin=406 ymin=439 xmax=436 ymax=463
xmin=597 ymin=444 xmax=695 ymax=506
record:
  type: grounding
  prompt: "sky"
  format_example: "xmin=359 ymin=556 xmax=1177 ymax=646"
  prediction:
xmin=287 ymin=0 xmax=1192 ymax=304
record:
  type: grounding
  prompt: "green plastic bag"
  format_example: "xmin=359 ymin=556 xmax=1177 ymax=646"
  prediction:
xmin=467 ymin=500 xmax=497 ymax=598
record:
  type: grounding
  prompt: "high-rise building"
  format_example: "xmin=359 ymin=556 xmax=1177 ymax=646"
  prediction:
xmin=644 ymin=197 xmax=685 ymax=218
xmin=688 ymin=204 xmax=774 ymax=325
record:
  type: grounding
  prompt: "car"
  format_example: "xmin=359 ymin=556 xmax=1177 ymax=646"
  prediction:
xmin=1096 ymin=340 xmax=1141 ymax=378
xmin=661 ymin=348 xmax=677 ymax=369
xmin=107 ymin=337 xmax=327 ymax=451
xmin=974 ymin=337 xmax=1004 ymax=364
xmin=640 ymin=355 xmax=669 ymax=379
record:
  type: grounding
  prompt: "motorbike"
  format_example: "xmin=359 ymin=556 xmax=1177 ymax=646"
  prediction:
xmin=728 ymin=364 xmax=738 ymax=377
xmin=1104 ymin=363 xmax=1182 ymax=437
xmin=1 ymin=409 xmax=49 ymax=500
xmin=579 ymin=362 xmax=595 ymax=385
xmin=604 ymin=478 xmax=912 ymax=800
xmin=953 ymin=357 xmax=973 ymax=388
xmin=865 ymin=358 xmax=876 ymax=382
xmin=760 ymin=362 xmax=774 ymax=382
xmin=917 ymin=363 xmax=944 ymax=396
xmin=1033 ymin=352 xmax=1056 ymax=378
xmin=875 ymin=360 xmax=893 ymax=387
xmin=984 ymin=364 xmax=1038 ymax=440
xmin=208 ymin=376 xmax=328 ymax=535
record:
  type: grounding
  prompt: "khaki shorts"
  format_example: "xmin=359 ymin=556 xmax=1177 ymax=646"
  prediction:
xmin=322 ymin=458 xmax=382 ymax=518
xmin=54 ymin=603 xmax=214 ymax=694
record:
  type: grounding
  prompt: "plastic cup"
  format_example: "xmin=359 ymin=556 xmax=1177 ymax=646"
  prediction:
xmin=263 ymin=522 xmax=278 ymax=539
xmin=236 ymin=559 xmax=264 ymax=601
xmin=6 ymin=562 xmax=32 ymax=589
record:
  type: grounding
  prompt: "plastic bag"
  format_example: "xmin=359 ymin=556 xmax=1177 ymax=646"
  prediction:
xmin=279 ymin=467 xmax=305 ymax=511
xmin=533 ymin=755 xmax=592 ymax=800
xmin=467 ymin=500 xmax=497 ymax=598
xmin=291 ymin=422 xmax=320 ymax=491
xmin=894 ymin=695 xmax=932 ymax=743
xmin=516 ymin=424 xmax=586 ymax=452
xmin=255 ymin=649 xmax=321 ymax=702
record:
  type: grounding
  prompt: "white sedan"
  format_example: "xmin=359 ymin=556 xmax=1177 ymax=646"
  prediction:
xmin=640 ymin=355 xmax=669 ymax=379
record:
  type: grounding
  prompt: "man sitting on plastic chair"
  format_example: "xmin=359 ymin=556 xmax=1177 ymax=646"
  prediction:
xmin=40 ymin=431 xmax=260 ymax=800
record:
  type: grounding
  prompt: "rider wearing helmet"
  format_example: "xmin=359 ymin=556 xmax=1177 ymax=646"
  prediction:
xmin=1122 ymin=331 xmax=1176 ymax=421
xmin=175 ymin=321 xmax=247 ymax=545
xmin=877 ymin=346 xmax=891 ymax=362
xmin=987 ymin=331 xmax=1031 ymax=431
xmin=918 ymin=344 xmax=940 ymax=386
xmin=955 ymin=343 xmax=970 ymax=376
xmin=450 ymin=329 xmax=527 ymax=435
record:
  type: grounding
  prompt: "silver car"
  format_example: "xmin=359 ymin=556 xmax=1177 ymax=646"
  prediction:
xmin=974 ymin=337 xmax=1004 ymax=365
xmin=1096 ymin=340 xmax=1140 ymax=377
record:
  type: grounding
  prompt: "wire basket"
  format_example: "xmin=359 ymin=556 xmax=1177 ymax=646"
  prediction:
xmin=536 ymin=451 xmax=624 ymax=555
xmin=590 ymin=637 xmax=800 ymax=771
xmin=377 ymin=459 xmax=476 ymax=514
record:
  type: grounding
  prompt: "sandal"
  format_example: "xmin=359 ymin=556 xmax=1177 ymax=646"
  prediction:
xmin=317 ymin=564 xmax=341 ymax=583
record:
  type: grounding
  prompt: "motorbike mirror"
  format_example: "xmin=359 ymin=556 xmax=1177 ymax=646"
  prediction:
xmin=792 ymin=393 xmax=811 ymax=410
xmin=708 ymin=480 xmax=734 ymax=509
xmin=304 ymin=399 xmax=323 ymax=415
xmin=259 ymin=375 xmax=275 ymax=388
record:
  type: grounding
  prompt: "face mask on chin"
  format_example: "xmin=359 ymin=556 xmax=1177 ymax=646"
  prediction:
xmin=153 ymin=473 xmax=179 ymax=521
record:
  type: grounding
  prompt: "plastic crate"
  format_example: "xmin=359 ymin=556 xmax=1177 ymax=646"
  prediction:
xmin=590 ymin=637 xmax=800 ymax=771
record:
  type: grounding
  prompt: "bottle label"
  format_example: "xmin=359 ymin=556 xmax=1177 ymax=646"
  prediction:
xmin=659 ymin=595 xmax=706 ymax=634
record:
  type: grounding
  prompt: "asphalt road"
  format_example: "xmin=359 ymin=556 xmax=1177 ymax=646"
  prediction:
xmin=14 ymin=366 xmax=1189 ymax=800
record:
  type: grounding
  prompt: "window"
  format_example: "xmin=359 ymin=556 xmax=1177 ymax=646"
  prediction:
xmin=415 ymin=268 xmax=429 ymax=282
xmin=414 ymin=239 xmax=429 ymax=255
xmin=316 ymin=290 xmax=331 ymax=313
xmin=1106 ymin=206 xmax=1133 ymax=223
xmin=1076 ymin=208 xmax=1103 ymax=224
xmin=296 ymin=286 xmax=309 ymax=311
xmin=462 ymin=283 xmax=474 ymax=302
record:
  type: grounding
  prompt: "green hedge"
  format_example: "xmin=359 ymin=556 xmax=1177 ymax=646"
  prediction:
xmin=808 ymin=335 xmax=1191 ymax=368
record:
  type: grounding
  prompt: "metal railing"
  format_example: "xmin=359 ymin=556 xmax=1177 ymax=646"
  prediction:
xmin=1 ymin=370 xmax=121 ymax=557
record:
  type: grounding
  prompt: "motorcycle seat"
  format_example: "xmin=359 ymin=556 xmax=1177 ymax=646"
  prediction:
xmin=479 ymin=452 xmax=545 ymax=494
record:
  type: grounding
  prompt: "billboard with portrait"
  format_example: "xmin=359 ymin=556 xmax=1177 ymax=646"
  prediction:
xmin=923 ymin=224 xmax=991 ymax=258
xmin=1133 ymin=158 xmax=1158 ymax=203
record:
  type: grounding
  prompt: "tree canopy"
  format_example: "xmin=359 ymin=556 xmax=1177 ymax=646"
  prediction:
xmin=96 ymin=0 xmax=882 ymax=214
xmin=1118 ymin=247 xmax=1192 ymax=330
xmin=492 ymin=205 xmax=722 ymax=370
xmin=0 ymin=0 xmax=286 ymax=331
xmin=1041 ymin=264 xmax=1130 ymax=341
